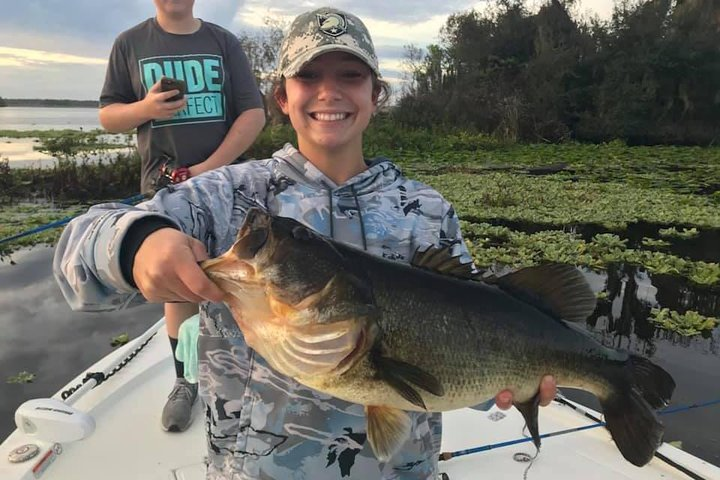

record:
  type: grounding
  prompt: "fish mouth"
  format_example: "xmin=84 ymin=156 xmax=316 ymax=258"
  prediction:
xmin=201 ymin=253 xmax=258 ymax=292
xmin=200 ymin=208 xmax=272 ymax=287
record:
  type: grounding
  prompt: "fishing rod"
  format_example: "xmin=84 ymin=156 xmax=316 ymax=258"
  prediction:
xmin=0 ymin=193 xmax=145 ymax=246
xmin=440 ymin=394 xmax=720 ymax=462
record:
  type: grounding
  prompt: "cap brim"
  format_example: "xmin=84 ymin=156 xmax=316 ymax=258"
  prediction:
xmin=280 ymin=44 xmax=381 ymax=78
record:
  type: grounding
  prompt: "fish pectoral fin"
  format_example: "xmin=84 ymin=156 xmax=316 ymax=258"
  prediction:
xmin=495 ymin=264 xmax=597 ymax=323
xmin=365 ymin=406 xmax=412 ymax=462
xmin=374 ymin=354 xmax=445 ymax=410
xmin=514 ymin=392 xmax=541 ymax=450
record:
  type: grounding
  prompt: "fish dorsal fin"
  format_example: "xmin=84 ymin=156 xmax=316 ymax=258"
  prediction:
xmin=411 ymin=244 xmax=477 ymax=280
xmin=491 ymin=264 xmax=597 ymax=323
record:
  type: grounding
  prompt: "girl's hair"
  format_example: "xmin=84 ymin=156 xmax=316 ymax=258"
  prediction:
xmin=267 ymin=75 xmax=391 ymax=124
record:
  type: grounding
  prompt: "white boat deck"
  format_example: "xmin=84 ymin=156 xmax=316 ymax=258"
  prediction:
xmin=2 ymin=320 xmax=719 ymax=480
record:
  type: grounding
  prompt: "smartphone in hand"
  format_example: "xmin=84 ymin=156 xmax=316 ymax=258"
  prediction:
xmin=160 ymin=77 xmax=186 ymax=102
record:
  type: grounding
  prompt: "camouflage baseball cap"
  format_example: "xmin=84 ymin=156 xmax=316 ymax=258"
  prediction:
xmin=277 ymin=7 xmax=380 ymax=78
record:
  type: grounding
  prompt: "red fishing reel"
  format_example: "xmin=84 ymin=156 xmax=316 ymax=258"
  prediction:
xmin=170 ymin=166 xmax=191 ymax=183
xmin=157 ymin=162 xmax=191 ymax=188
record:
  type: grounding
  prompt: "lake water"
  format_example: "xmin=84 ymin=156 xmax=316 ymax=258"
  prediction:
xmin=0 ymin=106 xmax=133 ymax=167
xmin=0 ymin=106 xmax=100 ymax=131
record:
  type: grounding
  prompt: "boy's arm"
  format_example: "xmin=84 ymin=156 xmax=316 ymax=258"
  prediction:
xmin=188 ymin=107 xmax=265 ymax=176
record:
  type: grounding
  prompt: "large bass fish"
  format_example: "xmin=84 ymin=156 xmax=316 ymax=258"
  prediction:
xmin=202 ymin=208 xmax=675 ymax=466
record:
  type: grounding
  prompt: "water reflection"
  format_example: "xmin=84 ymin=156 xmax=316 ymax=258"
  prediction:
xmin=0 ymin=246 xmax=162 ymax=440
xmin=583 ymin=263 xmax=719 ymax=357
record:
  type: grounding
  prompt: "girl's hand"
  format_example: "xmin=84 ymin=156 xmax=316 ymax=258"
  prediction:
xmin=494 ymin=375 xmax=557 ymax=409
xmin=132 ymin=227 xmax=225 ymax=303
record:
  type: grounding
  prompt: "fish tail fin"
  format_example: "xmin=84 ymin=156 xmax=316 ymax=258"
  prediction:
xmin=600 ymin=355 xmax=675 ymax=466
xmin=627 ymin=354 xmax=676 ymax=409
xmin=600 ymin=389 xmax=663 ymax=466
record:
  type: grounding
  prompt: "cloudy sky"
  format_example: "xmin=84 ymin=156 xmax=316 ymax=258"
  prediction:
xmin=0 ymin=0 xmax=615 ymax=100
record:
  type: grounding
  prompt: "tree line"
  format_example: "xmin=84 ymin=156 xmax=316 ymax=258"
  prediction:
xmin=0 ymin=98 xmax=97 ymax=108
xmin=5 ymin=1 xmax=715 ymax=146
xmin=395 ymin=0 xmax=720 ymax=145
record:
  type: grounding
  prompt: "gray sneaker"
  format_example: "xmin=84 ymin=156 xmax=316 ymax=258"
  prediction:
xmin=161 ymin=378 xmax=198 ymax=432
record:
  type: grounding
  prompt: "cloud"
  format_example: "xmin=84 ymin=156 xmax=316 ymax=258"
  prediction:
xmin=0 ymin=63 xmax=105 ymax=100
xmin=236 ymin=0 xmax=483 ymax=26
xmin=0 ymin=47 xmax=107 ymax=68
xmin=0 ymin=0 xmax=615 ymax=100
xmin=0 ymin=0 xmax=152 ymax=48
xmin=0 ymin=0 xmax=246 ymax=51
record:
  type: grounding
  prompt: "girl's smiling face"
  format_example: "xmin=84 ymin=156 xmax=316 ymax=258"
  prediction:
xmin=276 ymin=51 xmax=377 ymax=163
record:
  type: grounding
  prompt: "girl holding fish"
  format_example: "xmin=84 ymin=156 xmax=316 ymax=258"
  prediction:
xmin=54 ymin=7 xmax=555 ymax=478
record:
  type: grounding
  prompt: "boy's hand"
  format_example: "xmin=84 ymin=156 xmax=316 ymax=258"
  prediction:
xmin=132 ymin=228 xmax=225 ymax=303
xmin=143 ymin=80 xmax=187 ymax=120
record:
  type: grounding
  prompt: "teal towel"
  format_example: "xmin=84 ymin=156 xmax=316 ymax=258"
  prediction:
xmin=175 ymin=314 xmax=200 ymax=383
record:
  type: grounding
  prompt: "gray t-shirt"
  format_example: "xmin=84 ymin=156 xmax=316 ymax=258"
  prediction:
xmin=100 ymin=18 xmax=263 ymax=194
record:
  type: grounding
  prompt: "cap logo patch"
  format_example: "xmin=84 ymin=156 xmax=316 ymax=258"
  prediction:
xmin=316 ymin=13 xmax=347 ymax=37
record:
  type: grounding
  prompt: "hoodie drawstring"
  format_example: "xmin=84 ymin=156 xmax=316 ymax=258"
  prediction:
xmin=350 ymin=185 xmax=368 ymax=251
xmin=327 ymin=188 xmax=335 ymax=239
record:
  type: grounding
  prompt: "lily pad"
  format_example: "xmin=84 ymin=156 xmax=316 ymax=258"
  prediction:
xmin=7 ymin=371 xmax=36 ymax=384
xmin=110 ymin=333 xmax=130 ymax=347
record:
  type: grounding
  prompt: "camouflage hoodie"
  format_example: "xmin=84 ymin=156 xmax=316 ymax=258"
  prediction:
xmin=54 ymin=144 xmax=471 ymax=479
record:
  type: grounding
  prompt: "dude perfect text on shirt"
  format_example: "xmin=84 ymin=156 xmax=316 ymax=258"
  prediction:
xmin=140 ymin=54 xmax=226 ymax=127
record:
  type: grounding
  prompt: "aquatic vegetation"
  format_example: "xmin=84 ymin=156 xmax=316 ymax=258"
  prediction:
xmin=2 ymin=128 xmax=719 ymax=287
xmin=0 ymin=203 xmax=86 ymax=258
xmin=659 ymin=227 xmax=701 ymax=239
xmin=0 ymin=129 xmax=105 ymax=139
xmin=642 ymin=237 xmax=671 ymax=249
xmin=460 ymin=220 xmax=719 ymax=286
xmin=649 ymin=308 xmax=718 ymax=336
xmin=421 ymin=172 xmax=720 ymax=231
xmin=38 ymin=133 xmax=122 ymax=157
xmin=110 ymin=333 xmax=130 ymax=347
xmin=1 ymin=151 xmax=140 ymax=204
xmin=7 ymin=371 xmax=36 ymax=384
xmin=591 ymin=234 xmax=628 ymax=254
xmin=688 ymin=262 xmax=720 ymax=286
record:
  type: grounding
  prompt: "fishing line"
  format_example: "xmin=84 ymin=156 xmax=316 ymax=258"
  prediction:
xmin=517 ymin=424 xmax=539 ymax=480
xmin=0 ymin=193 xmax=145 ymax=246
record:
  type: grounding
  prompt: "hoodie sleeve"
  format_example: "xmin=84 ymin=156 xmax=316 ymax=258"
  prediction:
xmin=52 ymin=167 xmax=245 ymax=312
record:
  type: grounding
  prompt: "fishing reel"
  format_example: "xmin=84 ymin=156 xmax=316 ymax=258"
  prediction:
xmin=155 ymin=158 xmax=191 ymax=190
